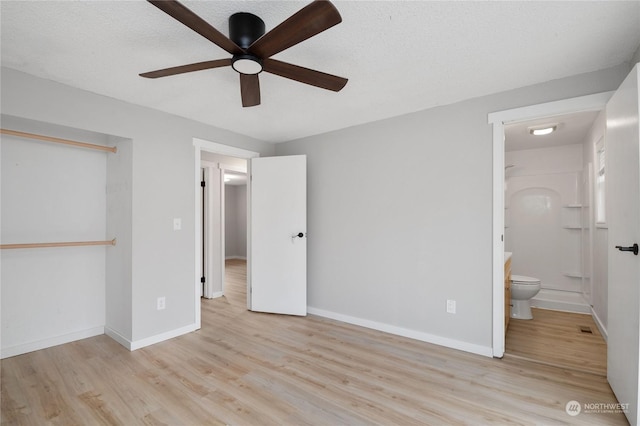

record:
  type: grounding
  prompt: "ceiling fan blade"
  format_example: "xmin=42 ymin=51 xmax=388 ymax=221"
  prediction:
xmin=240 ymin=74 xmax=261 ymax=107
xmin=263 ymin=59 xmax=347 ymax=92
xmin=148 ymin=0 xmax=243 ymax=55
xmin=139 ymin=59 xmax=232 ymax=78
xmin=248 ymin=0 xmax=342 ymax=59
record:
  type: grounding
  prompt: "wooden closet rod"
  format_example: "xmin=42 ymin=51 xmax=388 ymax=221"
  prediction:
xmin=1 ymin=129 xmax=117 ymax=153
xmin=1 ymin=239 xmax=117 ymax=250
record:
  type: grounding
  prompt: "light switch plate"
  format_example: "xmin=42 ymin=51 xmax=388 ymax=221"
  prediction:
xmin=173 ymin=218 xmax=181 ymax=231
xmin=446 ymin=299 xmax=456 ymax=314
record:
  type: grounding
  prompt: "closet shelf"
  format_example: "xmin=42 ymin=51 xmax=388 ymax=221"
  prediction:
xmin=1 ymin=239 xmax=117 ymax=250
xmin=1 ymin=128 xmax=117 ymax=153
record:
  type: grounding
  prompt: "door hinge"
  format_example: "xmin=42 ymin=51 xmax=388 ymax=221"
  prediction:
xmin=201 ymin=180 xmax=205 ymax=187
xmin=201 ymin=276 xmax=206 ymax=283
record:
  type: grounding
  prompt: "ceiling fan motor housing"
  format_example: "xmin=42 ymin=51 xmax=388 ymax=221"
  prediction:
xmin=229 ymin=12 xmax=265 ymax=75
xmin=229 ymin=12 xmax=265 ymax=49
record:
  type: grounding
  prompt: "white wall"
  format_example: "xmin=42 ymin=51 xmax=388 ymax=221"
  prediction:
xmin=583 ymin=110 xmax=608 ymax=335
xmin=224 ymin=184 xmax=247 ymax=259
xmin=275 ymin=64 xmax=629 ymax=355
xmin=1 ymin=62 xmax=630 ymax=356
xmin=106 ymin=135 xmax=133 ymax=341
xmin=1 ymin=115 xmax=108 ymax=357
xmin=1 ymin=68 xmax=275 ymax=349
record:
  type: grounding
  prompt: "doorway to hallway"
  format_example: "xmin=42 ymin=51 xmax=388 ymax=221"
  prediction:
xmin=200 ymin=152 xmax=248 ymax=300
xmin=193 ymin=138 xmax=259 ymax=328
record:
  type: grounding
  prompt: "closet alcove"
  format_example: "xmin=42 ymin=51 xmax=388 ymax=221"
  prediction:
xmin=1 ymin=115 xmax=132 ymax=358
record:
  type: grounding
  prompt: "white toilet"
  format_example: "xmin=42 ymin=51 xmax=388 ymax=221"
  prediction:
xmin=510 ymin=275 xmax=541 ymax=320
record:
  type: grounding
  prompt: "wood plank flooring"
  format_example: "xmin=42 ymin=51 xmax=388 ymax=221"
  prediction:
xmin=505 ymin=308 xmax=608 ymax=376
xmin=1 ymin=261 xmax=626 ymax=425
xmin=223 ymin=258 xmax=248 ymax=309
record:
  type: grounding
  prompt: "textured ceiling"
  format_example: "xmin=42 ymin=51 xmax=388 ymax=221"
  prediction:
xmin=2 ymin=1 xmax=639 ymax=143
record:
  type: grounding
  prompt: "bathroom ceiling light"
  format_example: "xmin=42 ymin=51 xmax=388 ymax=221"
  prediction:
xmin=529 ymin=125 xmax=557 ymax=136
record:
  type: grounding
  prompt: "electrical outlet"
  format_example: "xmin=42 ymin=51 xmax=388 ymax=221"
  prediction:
xmin=446 ymin=299 xmax=456 ymax=314
xmin=157 ymin=296 xmax=166 ymax=310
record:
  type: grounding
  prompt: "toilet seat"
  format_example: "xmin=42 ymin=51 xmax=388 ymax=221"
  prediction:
xmin=511 ymin=274 xmax=540 ymax=285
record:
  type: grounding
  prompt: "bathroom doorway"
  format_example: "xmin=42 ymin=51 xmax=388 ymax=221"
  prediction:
xmin=488 ymin=91 xmax=614 ymax=358
xmin=502 ymin=109 xmax=609 ymax=374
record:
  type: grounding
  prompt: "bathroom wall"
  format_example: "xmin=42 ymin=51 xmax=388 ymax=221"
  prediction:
xmin=225 ymin=184 xmax=247 ymax=259
xmin=583 ymin=110 xmax=608 ymax=335
xmin=505 ymin=144 xmax=584 ymax=294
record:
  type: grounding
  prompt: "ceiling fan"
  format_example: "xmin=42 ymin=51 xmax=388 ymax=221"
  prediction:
xmin=140 ymin=0 xmax=348 ymax=107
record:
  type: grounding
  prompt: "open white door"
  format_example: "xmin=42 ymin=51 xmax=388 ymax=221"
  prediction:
xmin=249 ymin=155 xmax=306 ymax=316
xmin=607 ymin=64 xmax=640 ymax=425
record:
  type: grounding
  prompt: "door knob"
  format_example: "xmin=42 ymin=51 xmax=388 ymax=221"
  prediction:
xmin=292 ymin=232 xmax=305 ymax=239
xmin=615 ymin=243 xmax=638 ymax=255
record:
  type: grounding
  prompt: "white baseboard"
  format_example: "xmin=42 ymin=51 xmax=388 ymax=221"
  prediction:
xmin=531 ymin=289 xmax=591 ymax=314
xmin=1 ymin=326 xmax=105 ymax=359
xmin=204 ymin=291 xmax=224 ymax=299
xmin=307 ymin=307 xmax=493 ymax=358
xmin=591 ymin=307 xmax=608 ymax=342
xmin=129 ymin=323 xmax=199 ymax=351
xmin=225 ymin=256 xmax=247 ymax=260
xmin=105 ymin=327 xmax=132 ymax=350
xmin=107 ymin=323 xmax=199 ymax=351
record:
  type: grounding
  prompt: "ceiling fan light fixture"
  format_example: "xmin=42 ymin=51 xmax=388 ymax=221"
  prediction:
xmin=232 ymin=54 xmax=263 ymax=75
xmin=142 ymin=0 xmax=347 ymax=107
xmin=529 ymin=125 xmax=557 ymax=136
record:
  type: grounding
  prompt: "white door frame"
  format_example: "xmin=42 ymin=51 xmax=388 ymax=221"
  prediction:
xmin=487 ymin=91 xmax=614 ymax=357
xmin=200 ymin=161 xmax=224 ymax=299
xmin=193 ymin=138 xmax=259 ymax=328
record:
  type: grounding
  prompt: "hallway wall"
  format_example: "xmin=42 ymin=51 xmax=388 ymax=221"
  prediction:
xmin=225 ymin=184 xmax=247 ymax=259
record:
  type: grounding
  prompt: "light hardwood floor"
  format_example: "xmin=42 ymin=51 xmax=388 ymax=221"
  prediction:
xmin=223 ymin=258 xmax=248 ymax=308
xmin=505 ymin=308 xmax=607 ymax=377
xmin=1 ymin=261 xmax=626 ymax=425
